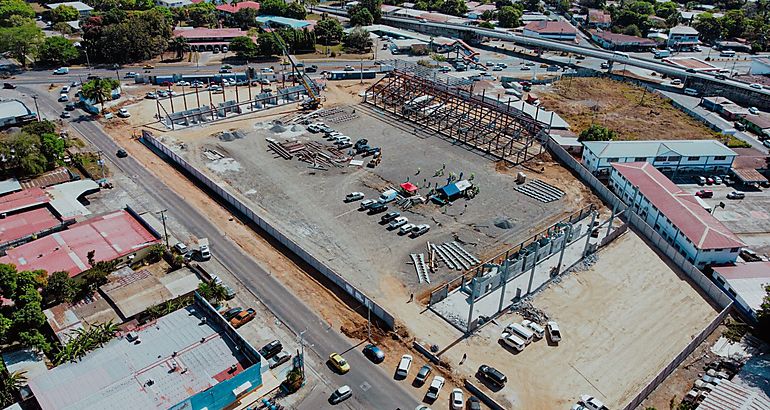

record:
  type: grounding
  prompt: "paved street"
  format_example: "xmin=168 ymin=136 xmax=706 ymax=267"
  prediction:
xmin=16 ymin=84 xmax=419 ymax=410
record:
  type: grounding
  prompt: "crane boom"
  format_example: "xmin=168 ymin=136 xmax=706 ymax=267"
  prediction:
xmin=266 ymin=23 xmax=321 ymax=109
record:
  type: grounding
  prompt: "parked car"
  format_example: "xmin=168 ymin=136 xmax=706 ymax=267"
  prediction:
xmin=749 ymin=107 xmax=760 ymax=115
xmin=2 ymin=82 xmax=15 ymax=89
xmin=143 ymin=64 xmax=155 ymax=69
xmin=492 ymin=66 xmax=503 ymax=71
xmin=477 ymin=364 xmax=507 ymax=388
xmin=410 ymin=224 xmax=430 ymax=238
xmin=221 ymin=306 xmax=242 ymax=320
xmin=500 ymin=332 xmax=526 ymax=352
xmin=388 ymin=216 xmax=408 ymax=229
xmin=64 ymin=102 xmax=76 ymax=111
xmin=706 ymin=177 xmax=715 ymax=185
xmin=329 ymin=385 xmax=352 ymax=404
xmin=363 ymin=344 xmax=385 ymax=364
xmin=145 ymin=92 xmax=158 ymax=99
xmin=359 ymin=199 xmax=377 ymax=210
xmin=60 ymin=111 xmax=71 ymax=118
xmin=522 ymin=320 xmax=545 ymax=339
xmin=230 ymin=308 xmax=256 ymax=328
xmin=399 ymin=223 xmax=416 ymax=235
xmin=697 ymin=176 xmax=707 ymax=185
xmin=61 ymin=85 xmax=71 ymax=94
xmin=345 ymin=192 xmax=364 ymax=202
xmin=58 ymin=94 xmax=69 ymax=102
xmin=380 ymin=211 xmax=400 ymax=223
xmin=750 ymin=83 xmax=762 ymax=89
xmin=425 ymin=376 xmax=445 ymax=401
xmin=727 ymin=191 xmax=745 ymax=200
xmin=414 ymin=364 xmax=431 ymax=386
xmin=258 ymin=340 xmax=283 ymax=359
xmin=395 ymin=354 xmax=412 ymax=379
xmin=117 ymin=108 xmax=130 ymax=118
xmin=329 ymin=352 xmax=350 ymax=374
xmin=713 ymin=176 xmax=722 ymax=185
xmin=268 ymin=351 xmax=291 ymax=369
xmin=450 ymin=388 xmax=464 ymax=410
xmin=173 ymin=242 xmax=188 ymax=254
xmin=600 ymin=62 xmax=609 ymax=69
xmin=740 ymin=248 xmax=762 ymax=262
xmin=695 ymin=189 xmax=713 ymax=198
xmin=305 ymin=65 xmax=318 ymax=73
xmin=467 ymin=396 xmax=481 ymax=410
xmin=547 ymin=320 xmax=561 ymax=342
xmin=368 ymin=202 xmax=388 ymax=214
xmin=579 ymin=394 xmax=608 ymax=410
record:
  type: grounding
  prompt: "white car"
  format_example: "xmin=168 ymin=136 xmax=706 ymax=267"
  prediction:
xmin=395 ymin=354 xmax=412 ymax=379
xmin=58 ymin=94 xmax=69 ymax=102
xmin=425 ymin=376 xmax=445 ymax=401
xmin=345 ymin=192 xmax=364 ymax=202
xmin=359 ymin=199 xmax=376 ymax=210
xmin=579 ymin=394 xmax=607 ymax=410
xmin=145 ymin=92 xmax=158 ymax=99
xmin=399 ymin=223 xmax=416 ymax=235
xmin=176 ymin=80 xmax=190 ymax=86
xmin=547 ymin=321 xmax=561 ymax=342
xmin=61 ymin=85 xmax=71 ymax=94
xmin=191 ymin=82 xmax=203 ymax=88
xmin=388 ymin=216 xmax=408 ymax=229
xmin=450 ymin=388 xmax=464 ymax=409
xmin=521 ymin=319 xmax=545 ymax=339
xmin=749 ymin=107 xmax=759 ymax=115
xmin=117 ymin=108 xmax=130 ymax=118
xmin=344 ymin=65 xmax=355 ymax=71
xmin=260 ymin=67 xmax=274 ymax=73
xmin=750 ymin=83 xmax=762 ymax=89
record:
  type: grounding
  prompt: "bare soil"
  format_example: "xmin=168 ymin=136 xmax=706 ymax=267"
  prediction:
xmin=538 ymin=77 xmax=720 ymax=140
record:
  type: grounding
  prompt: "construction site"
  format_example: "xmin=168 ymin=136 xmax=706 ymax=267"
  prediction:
xmin=118 ymin=59 xmax=736 ymax=409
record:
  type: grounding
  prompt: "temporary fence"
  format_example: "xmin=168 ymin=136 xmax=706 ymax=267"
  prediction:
xmin=622 ymin=304 xmax=732 ymax=410
xmin=142 ymin=131 xmax=396 ymax=329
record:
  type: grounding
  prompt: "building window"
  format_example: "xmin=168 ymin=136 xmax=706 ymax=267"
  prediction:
xmin=730 ymin=247 xmax=739 ymax=252
xmin=688 ymin=156 xmax=700 ymax=161
xmin=634 ymin=157 xmax=646 ymax=162
xmin=668 ymin=156 xmax=681 ymax=161
xmin=728 ymin=288 xmax=737 ymax=297
xmin=714 ymin=156 xmax=726 ymax=160
xmin=714 ymin=248 xmax=723 ymax=252
xmin=608 ymin=157 xmax=619 ymax=162
xmin=687 ymin=257 xmax=694 ymax=263
xmin=654 ymin=156 xmax=667 ymax=161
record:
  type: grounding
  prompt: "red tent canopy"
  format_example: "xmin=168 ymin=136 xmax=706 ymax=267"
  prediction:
xmin=400 ymin=182 xmax=418 ymax=195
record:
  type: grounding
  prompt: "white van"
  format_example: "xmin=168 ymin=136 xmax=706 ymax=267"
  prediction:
xmin=719 ymin=50 xmax=736 ymax=57
xmin=522 ymin=320 xmax=545 ymax=339
xmin=501 ymin=333 xmax=526 ymax=352
xmin=506 ymin=323 xmax=534 ymax=344
xmin=684 ymin=88 xmax=699 ymax=96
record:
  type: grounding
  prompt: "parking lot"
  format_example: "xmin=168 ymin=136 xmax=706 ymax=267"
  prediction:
xmin=445 ymin=231 xmax=718 ymax=409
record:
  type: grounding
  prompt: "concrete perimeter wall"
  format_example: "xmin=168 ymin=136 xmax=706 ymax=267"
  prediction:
xmin=142 ymin=131 xmax=396 ymax=329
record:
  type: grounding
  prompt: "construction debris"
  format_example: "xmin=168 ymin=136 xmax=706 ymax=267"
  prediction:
xmin=410 ymin=253 xmax=430 ymax=284
xmin=428 ymin=241 xmax=481 ymax=271
xmin=514 ymin=179 xmax=565 ymax=203
xmin=510 ymin=300 xmax=550 ymax=324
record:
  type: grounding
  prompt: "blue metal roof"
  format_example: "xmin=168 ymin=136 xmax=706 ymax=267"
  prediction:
xmin=438 ymin=183 xmax=461 ymax=197
xmin=256 ymin=15 xmax=311 ymax=29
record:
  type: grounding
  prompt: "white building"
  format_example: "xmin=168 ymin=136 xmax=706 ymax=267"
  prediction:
xmin=668 ymin=25 xmax=700 ymax=49
xmin=0 ymin=100 xmax=36 ymax=128
xmin=581 ymin=140 xmax=737 ymax=175
xmin=610 ymin=162 xmax=743 ymax=268
xmin=45 ymin=1 xmax=93 ymax=17
xmin=712 ymin=262 xmax=770 ymax=319
xmin=155 ymin=0 xmax=191 ymax=7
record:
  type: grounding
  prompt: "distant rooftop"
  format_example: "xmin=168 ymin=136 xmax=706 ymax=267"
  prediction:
xmin=0 ymin=179 xmax=21 ymax=196
xmin=669 ymin=25 xmax=699 ymax=35
xmin=215 ymin=0 xmax=259 ymax=13
xmin=0 ymin=100 xmax=34 ymax=119
xmin=0 ymin=209 xmax=159 ymax=277
xmin=172 ymin=27 xmax=247 ymax=40
xmin=523 ymin=21 xmax=577 ymax=35
xmin=698 ymin=378 xmax=770 ymax=410
xmin=0 ymin=207 xmax=63 ymax=245
xmin=29 ymin=305 xmax=253 ymax=410
xmin=101 ymin=266 xmax=200 ymax=319
xmin=583 ymin=140 xmax=736 ymax=159
xmin=256 ymin=15 xmax=312 ymax=29
xmin=611 ymin=162 xmax=744 ymax=250
xmin=45 ymin=1 xmax=93 ymax=11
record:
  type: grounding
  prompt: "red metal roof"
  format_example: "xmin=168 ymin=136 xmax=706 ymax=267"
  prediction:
xmin=588 ymin=9 xmax=611 ymax=24
xmin=523 ymin=21 xmax=577 ymax=35
xmin=0 ymin=210 xmax=159 ymax=277
xmin=0 ymin=207 xmax=61 ymax=244
xmin=173 ymin=28 xmax=247 ymax=40
xmin=591 ymin=30 xmax=656 ymax=46
xmin=215 ymin=1 xmax=259 ymax=13
xmin=0 ymin=188 xmax=50 ymax=214
xmin=612 ymin=162 xmax=744 ymax=250
xmin=713 ymin=262 xmax=770 ymax=280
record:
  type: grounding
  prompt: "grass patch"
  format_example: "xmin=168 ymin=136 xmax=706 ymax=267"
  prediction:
xmin=723 ymin=318 xmax=750 ymax=342
xmin=723 ymin=135 xmax=752 ymax=148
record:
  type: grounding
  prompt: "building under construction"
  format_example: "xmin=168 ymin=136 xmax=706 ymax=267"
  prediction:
xmin=365 ymin=61 xmax=550 ymax=165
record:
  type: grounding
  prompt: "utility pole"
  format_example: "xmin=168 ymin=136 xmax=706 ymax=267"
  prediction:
xmin=32 ymin=95 xmax=40 ymax=121
xmin=156 ymin=209 xmax=169 ymax=249
xmin=297 ymin=328 xmax=307 ymax=379
xmin=96 ymin=151 xmax=106 ymax=181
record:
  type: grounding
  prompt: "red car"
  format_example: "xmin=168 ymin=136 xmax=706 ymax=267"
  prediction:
xmin=706 ymin=177 xmax=715 ymax=185
xmin=695 ymin=190 xmax=713 ymax=198
xmin=230 ymin=308 xmax=256 ymax=328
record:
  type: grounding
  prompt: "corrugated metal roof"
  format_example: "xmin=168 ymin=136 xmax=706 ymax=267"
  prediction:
xmin=28 ymin=306 xmax=249 ymax=410
xmin=698 ymin=379 xmax=770 ymax=410
xmin=713 ymin=262 xmax=770 ymax=311
xmin=100 ymin=267 xmax=199 ymax=319
xmin=611 ymin=162 xmax=744 ymax=250
xmin=0 ymin=179 xmax=21 ymax=196
xmin=584 ymin=140 xmax=736 ymax=159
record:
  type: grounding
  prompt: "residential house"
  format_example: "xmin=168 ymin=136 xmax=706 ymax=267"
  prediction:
xmin=522 ymin=21 xmax=577 ymax=41
xmin=590 ymin=30 xmax=657 ymax=51
xmin=668 ymin=25 xmax=700 ymax=49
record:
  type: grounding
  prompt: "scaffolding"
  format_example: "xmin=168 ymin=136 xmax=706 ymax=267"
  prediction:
xmin=365 ymin=61 xmax=549 ymax=165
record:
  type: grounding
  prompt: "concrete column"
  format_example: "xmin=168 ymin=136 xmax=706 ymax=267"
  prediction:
xmin=606 ymin=201 xmax=617 ymax=239
xmin=582 ymin=211 xmax=597 ymax=258
xmin=466 ymin=279 xmax=476 ymax=334
xmin=556 ymin=224 xmax=573 ymax=274
xmin=526 ymin=241 xmax=540 ymax=294
xmin=497 ymin=262 xmax=509 ymax=313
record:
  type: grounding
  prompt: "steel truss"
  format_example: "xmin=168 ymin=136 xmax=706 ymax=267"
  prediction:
xmin=365 ymin=66 xmax=549 ymax=165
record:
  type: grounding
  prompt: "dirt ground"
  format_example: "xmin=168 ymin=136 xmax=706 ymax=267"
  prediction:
xmin=446 ymin=231 xmax=718 ymax=409
xmin=538 ymin=77 xmax=720 ymax=140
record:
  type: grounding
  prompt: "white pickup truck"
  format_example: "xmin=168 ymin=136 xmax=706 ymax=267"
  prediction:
xmin=198 ymin=238 xmax=211 ymax=260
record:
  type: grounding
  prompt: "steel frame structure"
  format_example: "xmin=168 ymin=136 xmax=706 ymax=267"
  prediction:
xmin=365 ymin=63 xmax=549 ymax=165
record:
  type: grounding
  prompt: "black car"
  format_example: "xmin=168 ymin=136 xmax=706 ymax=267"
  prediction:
xmin=221 ymin=307 xmax=243 ymax=320
xmin=305 ymin=65 xmax=318 ymax=73
xmin=414 ymin=364 xmax=431 ymax=386
xmin=715 ymin=74 xmax=727 ymax=80
xmin=686 ymin=68 xmax=696 ymax=73
xmin=468 ymin=396 xmax=481 ymax=410
xmin=380 ymin=211 xmax=400 ymax=223
xmin=362 ymin=344 xmax=385 ymax=364
xmin=363 ymin=147 xmax=381 ymax=157
xmin=65 ymin=103 xmax=76 ymax=111
xmin=116 ymin=149 xmax=128 ymax=158
xmin=2 ymin=82 xmax=15 ymax=89
xmin=258 ymin=340 xmax=283 ymax=359
xmin=368 ymin=202 xmax=387 ymax=214
xmin=478 ymin=364 xmax=507 ymax=388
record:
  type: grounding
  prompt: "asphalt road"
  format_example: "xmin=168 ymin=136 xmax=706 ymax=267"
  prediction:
xmin=20 ymin=85 xmax=419 ymax=410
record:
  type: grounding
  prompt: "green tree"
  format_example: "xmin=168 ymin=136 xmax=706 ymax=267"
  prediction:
xmin=344 ymin=26 xmax=372 ymax=51
xmin=259 ymin=0 xmax=287 ymax=16
xmin=81 ymin=77 xmax=119 ymax=114
xmin=622 ymin=23 xmax=642 ymax=36
xmin=523 ymin=0 xmax=542 ymax=12
xmin=478 ymin=21 xmax=494 ymax=28
xmin=84 ymin=8 xmax=172 ymax=63
xmin=229 ymin=35 xmax=258 ymax=59
xmin=38 ymin=36 xmax=79 ymax=66
xmin=578 ymin=124 xmax=617 ymax=141
xmin=414 ymin=1 xmax=428 ymax=9
xmin=52 ymin=21 xmax=73 ymax=35
xmin=0 ymin=23 xmax=43 ymax=66
xmin=197 ymin=282 xmax=228 ymax=303
xmin=439 ymin=0 xmax=468 ymax=15
xmin=285 ymin=2 xmax=306 ymax=19
xmin=655 ymin=1 xmax=677 ymax=18
xmin=315 ymin=17 xmax=343 ymax=45
xmin=257 ymin=31 xmax=281 ymax=56
xmin=21 ymin=120 xmax=56 ymax=136
xmin=694 ymin=12 xmax=722 ymax=43
xmin=49 ymin=4 xmax=79 ymax=23
xmin=234 ymin=7 xmax=259 ymax=29
xmin=349 ymin=6 xmax=374 ymax=26
xmin=186 ymin=2 xmax=217 ymax=26
xmin=359 ymin=0 xmax=382 ymax=22
xmin=628 ymin=1 xmax=654 ymax=16
xmin=40 ymin=133 xmax=65 ymax=166
xmin=169 ymin=35 xmax=188 ymax=59
xmin=719 ymin=9 xmax=745 ymax=39
xmin=755 ymin=285 xmax=770 ymax=341
xmin=44 ymin=271 xmax=78 ymax=305
xmin=497 ymin=5 xmax=523 ymax=28
xmin=0 ymin=0 xmax=34 ymax=27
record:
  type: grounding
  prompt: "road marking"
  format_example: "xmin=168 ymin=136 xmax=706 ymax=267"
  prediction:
xmin=359 ymin=381 xmax=371 ymax=391
xmin=336 ymin=209 xmax=358 ymax=218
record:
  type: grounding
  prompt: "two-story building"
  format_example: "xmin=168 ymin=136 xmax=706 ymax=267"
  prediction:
xmin=45 ymin=1 xmax=93 ymax=17
xmin=668 ymin=25 xmax=700 ymax=50
xmin=610 ymin=162 xmax=744 ymax=268
xmin=581 ymin=140 xmax=737 ymax=175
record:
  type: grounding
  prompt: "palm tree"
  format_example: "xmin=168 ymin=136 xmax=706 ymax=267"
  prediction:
xmin=80 ymin=78 xmax=119 ymax=114
xmin=170 ymin=36 xmax=189 ymax=60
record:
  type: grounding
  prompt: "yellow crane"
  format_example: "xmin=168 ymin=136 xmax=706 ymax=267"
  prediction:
xmin=267 ymin=23 xmax=321 ymax=110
